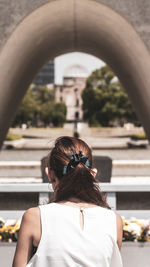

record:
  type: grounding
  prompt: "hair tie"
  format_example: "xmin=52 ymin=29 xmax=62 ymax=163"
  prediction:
xmin=79 ymin=151 xmax=91 ymax=168
xmin=62 ymin=151 xmax=91 ymax=175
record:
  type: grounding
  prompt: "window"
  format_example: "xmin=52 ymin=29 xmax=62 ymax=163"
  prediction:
xmin=76 ymin=99 xmax=79 ymax=106
xmin=75 ymin=111 xmax=79 ymax=119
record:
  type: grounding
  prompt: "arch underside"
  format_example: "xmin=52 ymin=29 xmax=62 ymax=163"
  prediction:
xmin=0 ymin=0 xmax=150 ymax=147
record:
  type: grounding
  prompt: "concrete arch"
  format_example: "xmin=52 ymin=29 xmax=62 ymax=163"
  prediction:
xmin=0 ymin=0 xmax=150 ymax=147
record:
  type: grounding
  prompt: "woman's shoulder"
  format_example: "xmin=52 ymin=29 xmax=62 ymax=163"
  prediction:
xmin=23 ymin=203 xmax=55 ymax=219
xmin=23 ymin=207 xmax=40 ymax=218
xmin=103 ymin=207 xmax=122 ymax=221
xmin=98 ymin=206 xmax=116 ymax=216
xmin=99 ymin=208 xmax=123 ymax=230
xmin=107 ymin=209 xmax=123 ymax=229
xmin=22 ymin=207 xmax=40 ymax=227
xmin=18 ymin=207 xmax=41 ymax=244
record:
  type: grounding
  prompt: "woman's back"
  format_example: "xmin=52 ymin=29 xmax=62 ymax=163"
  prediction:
xmin=13 ymin=136 xmax=123 ymax=267
xmin=27 ymin=203 xmax=123 ymax=267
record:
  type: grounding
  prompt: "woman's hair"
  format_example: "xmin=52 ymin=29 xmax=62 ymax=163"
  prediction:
xmin=47 ymin=136 xmax=110 ymax=209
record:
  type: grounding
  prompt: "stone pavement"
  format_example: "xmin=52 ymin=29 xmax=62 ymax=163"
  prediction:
xmin=3 ymin=136 xmax=149 ymax=150
xmin=4 ymin=127 xmax=149 ymax=150
xmin=4 ymin=137 xmax=132 ymax=149
xmin=1 ymin=127 xmax=149 ymax=184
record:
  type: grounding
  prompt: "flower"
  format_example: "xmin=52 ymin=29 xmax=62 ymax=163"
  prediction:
xmin=0 ymin=218 xmax=21 ymax=242
xmin=122 ymin=217 xmax=150 ymax=242
xmin=0 ymin=216 xmax=150 ymax=242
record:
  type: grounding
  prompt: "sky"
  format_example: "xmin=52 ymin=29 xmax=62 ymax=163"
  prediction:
xmin=54 ymin=52 xmax=105 ymax=84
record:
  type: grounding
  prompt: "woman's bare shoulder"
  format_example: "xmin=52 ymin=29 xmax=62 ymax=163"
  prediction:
xmin=22 ymin=207 xmax=40 ymax=225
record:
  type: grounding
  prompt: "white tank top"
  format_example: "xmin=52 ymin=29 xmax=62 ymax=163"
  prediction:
xmin=26 ymin=203 xmax=123 ymax=267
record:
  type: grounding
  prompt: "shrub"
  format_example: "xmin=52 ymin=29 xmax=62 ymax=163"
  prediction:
xmin=5 ymin=133 xmax=22 ymax=141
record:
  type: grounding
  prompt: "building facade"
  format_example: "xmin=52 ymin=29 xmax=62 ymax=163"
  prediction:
xmin=34 ymin=61 xmax=54 ymax=86
xmin=1 ymin=0 xmax=150 ymax=146
xmin=55 ymin=65 xmax=88 ymax=122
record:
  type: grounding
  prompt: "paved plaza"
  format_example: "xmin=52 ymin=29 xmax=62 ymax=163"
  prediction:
xmin=0 ymin=127 xmax=150 ymax=184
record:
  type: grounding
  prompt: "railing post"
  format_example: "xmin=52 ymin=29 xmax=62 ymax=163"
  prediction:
xmin=106 ymin=192 xmax=116 ymax=210
xmin=39 ymin=192 xmax=49 ymax=205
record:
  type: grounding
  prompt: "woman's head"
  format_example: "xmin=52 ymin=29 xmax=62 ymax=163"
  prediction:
xmin=48 ymin=136 xmax=93 ymax=177
xmin=46 ymin=136 xmax=110 ymax=209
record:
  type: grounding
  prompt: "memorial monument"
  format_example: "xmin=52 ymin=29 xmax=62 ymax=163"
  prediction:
xmin=0 ymin=0 xmax=150 ymax=147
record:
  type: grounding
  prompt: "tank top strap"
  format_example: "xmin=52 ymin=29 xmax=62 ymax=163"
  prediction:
xmin=38 ymin=204 xmax=49 ymax=238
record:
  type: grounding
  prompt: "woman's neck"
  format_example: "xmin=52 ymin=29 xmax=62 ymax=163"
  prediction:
xmin=57 ymin=197 xmax=98 ymax=208
xmin=67 ymin=197 xmax=83 ymax=203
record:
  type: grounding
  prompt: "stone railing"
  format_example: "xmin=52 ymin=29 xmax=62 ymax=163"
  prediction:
xmin=0 ymin=183 xmax=150 ymax=219
xmin=0 ymin=183 xmax=150 ymax=267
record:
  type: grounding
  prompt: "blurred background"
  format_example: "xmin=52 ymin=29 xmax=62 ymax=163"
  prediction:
xmin=0 ymin=1 xmax=150 ymax=266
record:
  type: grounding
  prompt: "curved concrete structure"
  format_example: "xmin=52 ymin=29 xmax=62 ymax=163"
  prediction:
xmin=0 ymin=0 xmax=150 ymax=147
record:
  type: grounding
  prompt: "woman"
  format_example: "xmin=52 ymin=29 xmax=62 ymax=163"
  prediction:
xmin=13 ymin=136 xmax=123 ymax=267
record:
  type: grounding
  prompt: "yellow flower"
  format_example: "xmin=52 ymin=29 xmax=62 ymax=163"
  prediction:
xmin=123 ymin=225 xmax=130 ymax=232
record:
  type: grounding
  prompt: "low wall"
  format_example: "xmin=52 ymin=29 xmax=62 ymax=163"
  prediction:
xmin=1 ymin=242 xmax=150 ymax=267
xmin=0 ymin=183 xmax=150 ymax=219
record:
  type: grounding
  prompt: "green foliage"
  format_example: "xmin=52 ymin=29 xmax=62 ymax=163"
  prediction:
xmin=34 ymin=85 xmax=54 ymax=103
xmin=5 ymin=133 xmax=22 ymax=141
xmin=12 ymin=86 xmax=37 ymax=127
xmin=12 ymin=85 xmax=66 ymax=127
xmin=39 ymin=101 xmax=54 ymax=125
xmin=131 ymin=133 xmax=147 ymax=140
xmin=82 ymin=65 xmax=137 ymax=126
xmin=51 ymin=103 xmax=67 ymax=127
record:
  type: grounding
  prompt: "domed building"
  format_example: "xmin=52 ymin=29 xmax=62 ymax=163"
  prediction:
xmin=55 ymin=64 xmax=89 ymax=122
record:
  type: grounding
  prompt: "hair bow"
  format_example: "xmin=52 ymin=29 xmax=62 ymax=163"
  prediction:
xmin=63 ymin=151 xmax=91 ymax=175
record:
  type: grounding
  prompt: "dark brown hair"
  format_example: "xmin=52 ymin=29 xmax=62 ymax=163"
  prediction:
xmin=47 ymin=136 xmax=110 ymax=209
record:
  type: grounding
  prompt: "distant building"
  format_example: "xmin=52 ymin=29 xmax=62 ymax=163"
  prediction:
xmin=34 ymin=61 xmax=54 ymax=85
xmin=55 ymin=65 xmax=88 ymax=122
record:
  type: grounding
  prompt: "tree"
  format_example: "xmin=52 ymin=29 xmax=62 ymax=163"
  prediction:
xmin=34 ymin=85 xmax=54 ymax=103
xmin=51 ymin=103 xmax=67 ymax=127
xmin=12 ymin=86 xmax=37 ymax=127
xmin=34 ymin=85 xmax=55 ymax=126
xmin=39 ymin=101 xmax=54 ymax=126
xmin=35 ymin=86 xmax=66 ymax=127
xmin=12 ymin=84 xmax=67 ymax=127
xmin=82 ymin=65 xmax=137 ymax=126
